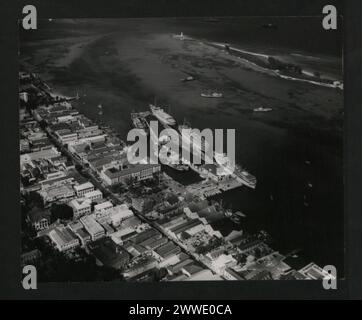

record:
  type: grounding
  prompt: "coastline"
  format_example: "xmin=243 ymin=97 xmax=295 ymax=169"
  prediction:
xmin=19 ymin=18 xmax=344 ymax=272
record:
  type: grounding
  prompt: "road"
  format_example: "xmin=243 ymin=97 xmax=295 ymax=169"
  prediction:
xmin=44 ymin=125 xmax=220 ymax=277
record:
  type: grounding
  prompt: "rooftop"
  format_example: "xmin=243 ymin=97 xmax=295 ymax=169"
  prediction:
xmin=104 ymin=163 xmax=160 ymax=179
xmin=49 ymin=227 xmax=78 ymax=247
xmin=27 ymin=207 xmax=51 ymax=223
xmin=68 ymin=198 xmax=91 ymax=210
xmin=89 ymin=238 xmax=130 ymax=269
xmin=80 ymin=215 xmax=104 ymax=235
xmin=74 ymin=182 xmax=94 ymax=192
xmin=94 ymin=201 xmax=113 ymax=212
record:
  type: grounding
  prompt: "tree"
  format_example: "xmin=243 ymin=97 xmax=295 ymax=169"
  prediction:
xmin=39 ymin=120 xmax=48 ymax=130
xmin=26 ymin=191 xmax=44 ymax=209
xmin=50 ymin=203 xmax=73 ymax=222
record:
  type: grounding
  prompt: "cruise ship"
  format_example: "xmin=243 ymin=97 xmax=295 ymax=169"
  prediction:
xmin=178 ymin=123 xmax=209 ymax=153
xmin=234 ymin=165 xmax=257 ymax=189
xmin=150 ymin=104 xmax=176 ymax=126
xmin=214 ymin=152 xmax=257 ymax=189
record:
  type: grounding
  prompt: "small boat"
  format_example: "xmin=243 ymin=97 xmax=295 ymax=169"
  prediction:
xmin=173 ymin=32 xmax=185 ymax=40
xmin=253 ymin=107 xmax=273 ymax=112
xmin=203 ymin=17 xmax=220 ymax=23
xmin=97 ymin=104 xmax=103 ymax=115
xmin=262 ymin=23 xmax=278 ymax=29
xmin=201 ymin=92 xmax=223 ymax=98
xmin=230 ymin=215 xmax=241 ymax=224
xmin=307 ymin=182 xmax=313 ymax=188
xmin=234 ymin=211 xmax=246 ymax=218
xmin=305 ymin=160 xmax=311 ymax=165
xmin=181 ymin=76 xmax=195 ymax=82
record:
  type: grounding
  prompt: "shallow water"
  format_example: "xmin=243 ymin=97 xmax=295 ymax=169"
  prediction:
xmin=20 ymin=17 xmax=344 ymax=273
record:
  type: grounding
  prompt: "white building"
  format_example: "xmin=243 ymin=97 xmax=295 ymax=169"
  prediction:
xmin=80 ymin=215 xmax=105 ymax=241
xmin=185 ymin=223 xmax=205 ymax=236
xmin=94 ymin=201 xmax=114 ymax=218
xmin=57 ymin=115 xmax=75 ymax=123
xmin=84 ymin=189 xmax=103 ymax=202
xmin=206 ymin=254 xmax=237 ymax=275
xmin=109 ymin=204 xmax=134 ymax=227
xmin=68 ymin=198 xmax=92 ymax=219
xmin=77 ymin=134 xmax=107 ymax=144
xmin=39 ymin=183 xmax=76 ymax=204
xmin=49 ymin=227 xmax=80 ymax=252
xmin=74 ymin=182 xmax=94 ymax=197
xmin=55 ymin=130 xmax=78 ymax=144
xmin=20 ymin=147 xmax=61 ymax=165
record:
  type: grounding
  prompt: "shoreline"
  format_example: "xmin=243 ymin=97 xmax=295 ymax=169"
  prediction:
xmin=206 ymin=40 xmax=343 ymax=89
xmin=19 ymin=19 xmax=344 ymax=272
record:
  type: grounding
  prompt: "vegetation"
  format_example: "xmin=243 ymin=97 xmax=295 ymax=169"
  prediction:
xmin=50 ymin=203 xmax=73 ymax=222
xmin=36 ymin=245 xmax=123 ymax=282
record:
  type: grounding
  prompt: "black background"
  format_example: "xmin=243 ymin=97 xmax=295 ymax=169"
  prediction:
xmin=0 ymin=0 xmax=361 ymax=300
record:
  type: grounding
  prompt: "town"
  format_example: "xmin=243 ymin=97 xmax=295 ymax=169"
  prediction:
xmin=19 ymin=70 xmax=331 ymax=282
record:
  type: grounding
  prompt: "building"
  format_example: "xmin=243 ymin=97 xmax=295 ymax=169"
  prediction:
xmin=111 ymin=228 xmax=138 ymax=245
xmin=131 ymin=197 xmax=155 ymax=213
xmin=155 ymin=242 xmax=181 ymax=260
xmin=55 ymin=129 xmax=78 ymax=144
xmin=48 ymin=227 xmax=80 ymax=252
xmin=94 ymin=201 xmax=114 ymax=219
xmin=223 ymin=267 xmax=244 ymax=280
xmin=109 ymin=205 xmax=134 ymax=227
xmin=101 ymin=164 xmax=161 ymax=186
xmin=99 ymin=222 xmax=115 ymax=236
xmin=20 ymin=147 xmax=61 ymax=165
xmin=39 ymin=182 xmax=76 ymax=204
xmin=181 ymin=264 xmax=204 ymax=277
xmin=123 ymin=256 xmax=158 ymax=279
xmin=27 ymin=207 xmax=51 ymax=231
xmin=68 ymin=198 xmax=92 ymax=218
xmin=68 ymin=220 xmax=83 ymax=233
xmin=75 ymin=228 xmax=91 ymax=246
xmin=84 ymin=189 xmax=103 ymax=202
xmin=78 ymin=134 xmax=107 ymax=144
xmin=158 ymin=252 xmax=180 ymax=268
xmin=80 ymin=215 xmax=105 ymax=241
xmin=89 ymin=238 xmax=130 ymax=269
xmin=206 ymin=254 xmax=237 ymax=275
xmin=21 ymin=249 xmax=42 ymax=266
xmin=68 ymin=142 xmax=89 ymax=160
xmin=298 ymin=263 xmax=333 ymax=280
xmin=186 ymin=269 xmax=223 ymax=281
xmin=74 ymin=182 xmax=94 ymax=197
xmin=243 ymin=270 xmax=273 ymax=280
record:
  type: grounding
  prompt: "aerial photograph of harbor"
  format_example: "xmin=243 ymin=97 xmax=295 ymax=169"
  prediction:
xmin=19 ymin=17 xmax=343 ymax=282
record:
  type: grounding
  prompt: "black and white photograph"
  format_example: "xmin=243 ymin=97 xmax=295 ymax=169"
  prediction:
xmin=18 ymin=14 xmax=344 ymax=284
